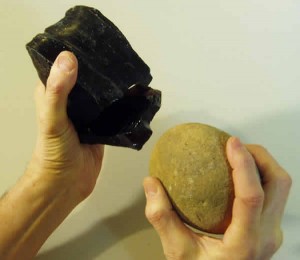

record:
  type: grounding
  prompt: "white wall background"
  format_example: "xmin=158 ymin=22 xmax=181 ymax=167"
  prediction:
xmin=0 ymin=0 xmax=299 ymax=259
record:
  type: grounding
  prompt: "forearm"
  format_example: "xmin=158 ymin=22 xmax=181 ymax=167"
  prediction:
xmin=0 ymin=161 xmax=80 ymax=259
xmin=0 ymin=50 xmax=103 ymax=259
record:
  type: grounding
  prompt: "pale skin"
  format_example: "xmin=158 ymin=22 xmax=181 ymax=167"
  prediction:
xmin=0 ymin=51 xmax=104 ymax=259
xmin=0 ymin=51 xmax=292 ymax=259
xmin=144 ymin=139 xmax=292 ymax=260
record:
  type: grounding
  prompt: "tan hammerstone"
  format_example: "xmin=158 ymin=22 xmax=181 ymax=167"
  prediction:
xmin=149 ymin=123 xmax=234 ymax=234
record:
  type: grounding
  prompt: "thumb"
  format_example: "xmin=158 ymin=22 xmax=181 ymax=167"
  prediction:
xmin=43 ymin=51 xmax=78 ymax=135
xmin=143 ymin=177 xmax=198 ymax=259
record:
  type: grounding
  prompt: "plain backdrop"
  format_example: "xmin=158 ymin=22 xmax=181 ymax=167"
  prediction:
xmin=0 ymin=1 xmax=299 ymax=259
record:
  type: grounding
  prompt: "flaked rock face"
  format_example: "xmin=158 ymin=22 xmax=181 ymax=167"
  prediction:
xmin=26 ymin=5 xmax=161 ymax=150
xmin=149 ymin=123 xmax=234 ymax=234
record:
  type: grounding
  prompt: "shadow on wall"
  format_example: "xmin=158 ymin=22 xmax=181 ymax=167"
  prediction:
xmin=36 ymin=192 xmax=155 ymax=260
xmin=36 ymin=108 xmax=300 ymax=260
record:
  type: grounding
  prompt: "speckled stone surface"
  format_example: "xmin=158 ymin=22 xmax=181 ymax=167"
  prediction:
xmin=150 ymin=123 xmax=234 ymax=234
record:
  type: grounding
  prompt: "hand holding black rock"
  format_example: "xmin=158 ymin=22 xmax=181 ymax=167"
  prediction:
xmin=26 ymin=5 xmax=161 ymax=150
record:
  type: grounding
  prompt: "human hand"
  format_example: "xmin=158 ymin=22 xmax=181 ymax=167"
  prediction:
xmin=29 ymin=51 xmax=104 ymax=202
xmin=143 ymin=137 xmax=292 ymax=260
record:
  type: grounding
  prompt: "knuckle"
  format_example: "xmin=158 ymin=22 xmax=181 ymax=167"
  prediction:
xmin=45 ymin=123 xmax=67 ymax=137
xmin=271 ymin=170 xmax=293 ymax=195
xmin=47 ymin=77 xmax=64 ymax=96
xmin=245 ymin=247 xmax=258 ymax=260
xmin=38 ymin=113 xmax=66 ymax=136
xmin=260 ymin=229 xmax=283 ymax=259
xmin=231 ymin=240 xmax=258 ymax=260
xmin=278 ymin=173 xmax=292 ymax=190
xmin=241 ymin=192 xmax=264 ymax=208
xmin=146 ymin=207 xmax=165 ymax=227
xmin=264 ymin=239 xmax=281 ymax=255
xmin=265 ymin=233 xmax=283 ymax=255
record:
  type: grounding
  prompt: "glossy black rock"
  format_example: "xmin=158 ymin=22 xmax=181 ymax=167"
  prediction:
xmin=26 ymin=5 xmax=161 ymax=150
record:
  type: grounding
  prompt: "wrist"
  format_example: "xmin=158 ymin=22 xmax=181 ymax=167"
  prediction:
xmin=0 ymin=158 xmax=81 ymax=259
xmin=25 ymin=155 xmax=82 ymax=207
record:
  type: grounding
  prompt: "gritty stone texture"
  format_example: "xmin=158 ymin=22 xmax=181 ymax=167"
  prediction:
xmin=149 ymin=123 xmax=234 ymax=234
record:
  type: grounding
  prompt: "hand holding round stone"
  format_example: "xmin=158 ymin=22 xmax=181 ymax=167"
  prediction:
xmin=144 ymin=123 xmax=292 ymax=260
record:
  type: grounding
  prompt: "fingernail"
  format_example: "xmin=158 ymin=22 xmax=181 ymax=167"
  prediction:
xmin=231 ymin=137 xmax=243 ymax=151
xmin=57 ymin=53 xmax=74 ymax=72
xmin=144 ymin=180 xmax=158 ymax=198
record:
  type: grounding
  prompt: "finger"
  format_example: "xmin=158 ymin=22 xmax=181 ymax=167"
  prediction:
xmin=143 ymin=177 xmax=199 ymax=259
xmin=225 ymin=137 xmax=264 ymax=237
xmin=42 ymin=51 xmax=78 ymax=135
xmin=246 ymin=145 xmax=292 ymax=220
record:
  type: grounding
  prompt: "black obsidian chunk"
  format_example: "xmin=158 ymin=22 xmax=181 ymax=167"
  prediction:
xmin=26 ymin=5 xmax=161 ymax=150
